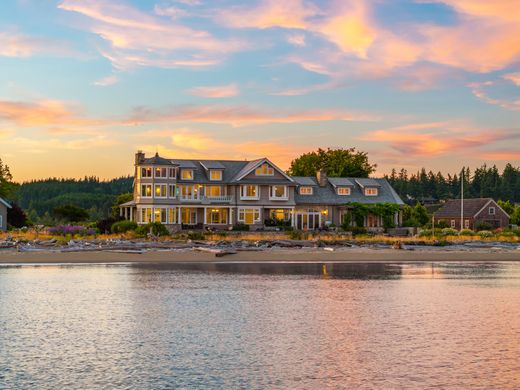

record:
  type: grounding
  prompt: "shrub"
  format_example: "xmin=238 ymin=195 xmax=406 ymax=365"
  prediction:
xmin=187 ymin=231 xmax=205 ymax=240
xmin=478 ymin=230 xmax=494 ymax=238
xmin=513 ymin=228 xmax=520 ymax=237
xmin=418 ymin=229 xmax=432 ymax=237
xmin=351 ymin=227 xmax=367 ymax=236
xmin=499 ymin=231 xmax=516 ymax=238
xmin=97 ymin=217 xmax=120 ymax=234
xmin=459 ymin=229 xmax=475 ymax=236
xmin=440 ymin=228 xmax=459 ymax=237
xmin=232 ymin=223 xmax=249 ymax=231
xmin=288 ymin=230 xmax=309 ymax=240
xmin=111 ymin=220 xmax=138 ymax=234
xmin=474 ymin=220 xmax=493 ymax=232
xmin=136 ymin=222 xmax=170 ymax=237
xmin=48 ymin=225 xmax=96 ymax=237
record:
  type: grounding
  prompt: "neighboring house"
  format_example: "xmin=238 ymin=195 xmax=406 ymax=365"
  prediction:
xmin=119 ymin=151 xmax=404 ymax=231
xmin=433 ymin=198 xmax=509 ymax=230
xmin=0 ymin=197 xmax=12 ymax=231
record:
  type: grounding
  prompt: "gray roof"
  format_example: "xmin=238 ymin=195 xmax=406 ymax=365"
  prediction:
xmin=294 ymin=177 xmax=404 ymax=205
xmin=328 ymin=177 xmax=355 ymax=187
xmin=0 ymin=197 xmax=11 ymax=209
xmin=232 ymin=158 xmax=264 ymax=181
xmin=433 ymin=198 xmax=506 ymax=218
xmin=293 ymin=176 xmax=317 ymax=186
xmin=200 ymin=161 xmax=225 ymax=169
xmin=355 ymin=178 xmax=381 ymax=188
xmin=143 ymin=153 xmax=177 ymax=166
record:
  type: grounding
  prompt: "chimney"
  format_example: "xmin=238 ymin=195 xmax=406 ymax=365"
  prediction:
xmin=135 ymin=150 xmax=145 ymax=165
xmin=316 ymin=169 xmax=328 ymax=187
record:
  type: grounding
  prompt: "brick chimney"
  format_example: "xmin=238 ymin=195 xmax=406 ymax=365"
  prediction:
xmin=316 ymin=169 xmax=328 ymax=187
xmin=135 ymin=150 xmax=145 ymax=165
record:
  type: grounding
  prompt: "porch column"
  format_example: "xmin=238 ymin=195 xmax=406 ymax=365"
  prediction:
xmin=120 ymin=207 xmax=123 ymax=218
xmin=203 ymin=207 xmax=207 ymax=225
xmin=228 ymin=207 xmax=232 ymax=225
xmin=130 ymin=207 xmax=133 ymax=222
xmin=178 ymin=207 xmax=182 ymax=225
xmin=290 ymin=208 xmax=295 ymax=227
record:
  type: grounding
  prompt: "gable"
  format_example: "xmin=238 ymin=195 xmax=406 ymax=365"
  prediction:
xmin=474 ymin=200 xmax=509 ymax=218
xmin=233 ymin=158 xmax=294 ymax=183
xmin=0 ymin=198 xmax=11 ymax=209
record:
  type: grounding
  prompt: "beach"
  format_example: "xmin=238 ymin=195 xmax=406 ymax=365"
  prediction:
xmin=1 ymin=246 xmax=520 ymax=264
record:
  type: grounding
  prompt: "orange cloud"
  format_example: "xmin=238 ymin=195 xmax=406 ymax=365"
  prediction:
xmin=503 ymin=73 xmax=520 ymax=86
xmin=468 ymin=81 xmax=520 ymax=111
xmin=127 ymin=104 xmax=378 ymax=127
xmin=188 ymin=84 xmax=239 ymax=98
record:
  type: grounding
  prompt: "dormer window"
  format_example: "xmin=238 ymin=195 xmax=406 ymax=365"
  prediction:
xmin=364 ymin=188 xmax=378 ymax=196
xmin=300 ymin=186 xmax=313 ymax=195
xmin=141 ymin=167 xmax=152 ymax=178
xmin=337 ymin=187 xmax=351 ymax=195
xmin=181 ymin=169 xmax=194 ymax=180
xmin=255 ymin=163 xmax=274 ymax=176
xmin=155 ymin=167 xmax=167 ymax=178
xmin=210 ymin=170 xmax=222 ymax=181
xmin=489 ymin=207 xmax=496 ymax=215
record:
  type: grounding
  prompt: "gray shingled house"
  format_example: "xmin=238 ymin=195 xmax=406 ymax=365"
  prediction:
xmin=433 ymin=198 xmax=509 ymax=230
xmin=119 ymin=152 xmax=405 ymax=232
xmin=0 ymin=197 xmax=11 ymax=231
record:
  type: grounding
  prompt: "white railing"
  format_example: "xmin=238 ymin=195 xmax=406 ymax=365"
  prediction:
xmin=202 ymin=195 xmax=234 ymax=203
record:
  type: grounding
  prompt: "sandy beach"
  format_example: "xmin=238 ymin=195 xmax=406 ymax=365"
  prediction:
xmin=1 ymin=247 xmax=520 ymax=264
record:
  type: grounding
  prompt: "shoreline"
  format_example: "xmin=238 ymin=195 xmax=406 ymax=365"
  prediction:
xmin=1 ymin=247 xmax=520 ymax=264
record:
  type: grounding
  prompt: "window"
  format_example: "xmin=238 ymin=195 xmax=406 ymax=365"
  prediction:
xmin=451 ymin=219 xmax=456 ymax=228
xmin=255 ymin=163 xmax=274 ymax=176
xmin=154 ymin=208 xmax=167 ymax=223
xmin=155 ymin=167 xmax=167 ymax=178
xmin=141 ymin=167 xmax=152 ymax=178
xmin=206 ymin=208 xmax=229 ymax=224
xmin=140 ymin=208 xmax=152 ymax=223
xmin=337 ymin=187 xmax=351 ymax=195
xmin=168 ymin=208 xmax=177 ymax=224
xmin=169 ymin=168 xmax=177 ymax=178
xmin=210 ymin=170 xmax=222 ymax=181
xmin=181 ymin=208 xmax=197 ymax=224
xmin=206 ymin=185 xmax=222 ymax=197
xmin=169 ymin=185 xmax=176 ymax=198
xmin=240 ymin=185 xmax=259 ymax=199
xmin=270 ymin=209 xmax=291 ymax=221
xmin=270 ymin=185 xmax=287 ymax=200
xmin=464 ymin=219 xmax=470 ymax=229
xmin=154 ymin=184 xmax=167 ymax=198
xmin=489 ymin=207 xmax=496 ymax=215
xmin=181 ymin=169 xmax=194 ymax=180
xmin=179 ymin=185 xmax=200 ymax=200
xmin=238 ymin=208 xmax=261 ymax=224
xmin=364 ymin=188 xmax=378 ymax=196
xmin=299 ymin=186 xmax=313 ymax=195
xmin=141 ymin=184 xmax=152 ymax=197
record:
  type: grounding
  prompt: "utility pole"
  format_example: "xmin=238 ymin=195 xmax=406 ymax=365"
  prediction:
xmin=460 ymin=167 xmax=464 ymax=231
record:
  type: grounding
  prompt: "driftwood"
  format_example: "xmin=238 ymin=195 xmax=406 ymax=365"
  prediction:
xmin=193 ymin=247 xmax=237 ymax=257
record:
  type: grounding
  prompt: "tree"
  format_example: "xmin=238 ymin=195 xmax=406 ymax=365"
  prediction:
xmin=411 ymin=203 xmax=429 ymax=226
xmin=497 ymin=200 xmax=515 ymax=216
xmin=52 ymin=205 xmax=89 ymax=223
xmin=287 ymin=148 xmax=376 ymax=177
xmin=112 ymin=192 xmax=133 ymax=218
xmin=7 ymin=202 xmax=28 ymax=228
xmin=0 ymin=157 xmax=17 ymax=199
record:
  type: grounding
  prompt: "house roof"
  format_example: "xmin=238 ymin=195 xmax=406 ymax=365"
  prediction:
xmin=294 ymin=177 xmax=404 ymax=205
xmin=355 ymin=178 xmax=381 ymax=188
xmin=328 ymin=177 xmax=355 ymax=187
xmin=0 ymin=197 xmax=12 ymax=209
xmin=143 ymin=153 xmax=177 ymax=166
xmin=433 ymin=198 xmax=503 ymax=218
xmin=200 ymin=161 xmax=225 ymax=170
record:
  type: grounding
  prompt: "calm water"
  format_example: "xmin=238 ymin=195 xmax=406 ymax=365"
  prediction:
xmin=0 ymin=262 xmax=519 ymax=389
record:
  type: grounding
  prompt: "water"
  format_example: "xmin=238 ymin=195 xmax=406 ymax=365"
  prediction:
xmin=0 ymin=262 xmax=519 ymax=389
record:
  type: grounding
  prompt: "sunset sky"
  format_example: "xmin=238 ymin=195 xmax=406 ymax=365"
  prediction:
xmin=1 ymin=0 xmax=519 ymax=181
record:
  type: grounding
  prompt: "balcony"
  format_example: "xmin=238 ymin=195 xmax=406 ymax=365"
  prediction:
xmin=201 ymin=195 xmax=234 ymax=204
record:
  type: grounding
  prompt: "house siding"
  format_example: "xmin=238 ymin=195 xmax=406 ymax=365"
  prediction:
xmin=0 ymin=203 xmax=7 ymax=230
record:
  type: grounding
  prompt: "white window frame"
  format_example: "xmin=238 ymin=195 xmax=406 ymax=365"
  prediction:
xmin=140 ymin=207 xmax=153 ymax=224
xmin=154 ymin=184 xmax=167 ymax=198
xmin=154 ymin=167 xmax=167 ymax=178
xmin=169 ymin=167 xmax=177 ymax=179
xmin=451 ymin=219 xmax=456 ymax=228
xmin=206 ymin=208 xmax=229 ymax=225
xmin=141 ymin=167 xmax=152 ymax=178
xmin=209 ymin=170 xmax=222 ymax=181
xmin=181 ymin=169 xmax=194 ymax=180
xmin=240 ymin=185 xmax=259 ymax=200
xmin=337 ymin=187 xmax=351 ymax=196
xmin=153 ymin=208 xmax=168 ymax=224
xmin=141 ymin=184 xmax=152 ymax=198
xmin=168 ymin=208 xmax=177 ymax=224
xmin=238 ymin=207 xmax=261 ymax=224
xmin=269 ymin=185 xmax=288 ymax=200
xmin=179 ymin=185 xmax=199 ymax=200
xmin=0 ymin=215 xmax=3 ymax=229
xmin=255 ymin=163 xmax=274 ymax=176
xmin=299 ymin=186 xmax=313 ymax=195
xmin=206 ymin=185 xmax=222 ymax=198
xmin=364 ymin=188 xmax=378 ymax=196
xmin=168 ymin=184 xmax=176 ymax=198
xmin=464 ymin=219 xmax=470 ymax=229
xmin=489 ymin=207 xmax=496 ymax=215
xmin=181 ymin=208 xmax=198 ymax=224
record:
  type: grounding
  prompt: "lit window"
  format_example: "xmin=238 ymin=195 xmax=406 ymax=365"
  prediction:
xmin=141 ymin=184 xmax=152 ymax=197
xmin=451 ymin=220 xmax=456 ymax=228
xmin=181 ymin=208 xmax=197 ymax=224
xmin=270 ymin=185 xmax=287 ymax=199
xmin=169 ymin=185 xmax=176 ymax=198
xmin=140 ymin=208 xmax=152 ymax=223
xmin=300 ymin=186 xmax=313 ymax=195
xmin=364 ymin=188 xmax=378 ymax=196
xmin=238 ymin=208 xmax=260 ymax=224
xmin=154 ymin=208 xmax=167 ymax=223
xmin=169 ymin=168 xmax=176 ymax=178
xmin=210 ymin=170 xmax=222 ymax=181
xmin=141 ymin=167 xmax=152 ymax=178
xmin=240 ymin=185 xmax=259 ymax=199
xmin=155 ymin=184 xmax=167 ymax=198
xmin=270 ymin=209 xmax=290 ymax=221
xmin=179 ymin=185 xmax=199 ymax=200
xmin=168 ymin=208 xmax=177 ymax=224
xmin=489 ymin=207 xmax=496 ymax=215
xmin=337 ymin=187 xmax=351 ymax=195
xmin=206 ymin=208 xmax=229 ymax=224
xmin=255 ymin=163 xmax=274 ymax=176
xmin=206 ymin=185 xmax=222 ymax=197
xmin=155 ymin=167 xmax=167 ymax=178
xmin=464 ymin=219 xmax=470 ymax=229
xmin=181 ymin=169 xmax=194 ymax=180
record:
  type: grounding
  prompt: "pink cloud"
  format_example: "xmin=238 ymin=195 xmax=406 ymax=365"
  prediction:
xmin=188 ymin=84 xmax=240 ymax=98
xmin=468 ymin=81 xmax=520 ymax=111
xmin=503 ymin=72 xmax=520 ymax=86
xmin=0 ymin=30 xmax=69 ymax=58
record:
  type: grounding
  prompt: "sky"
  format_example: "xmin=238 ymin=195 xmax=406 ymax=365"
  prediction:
xmin=0 ymin=0 xmax=519 ymax=182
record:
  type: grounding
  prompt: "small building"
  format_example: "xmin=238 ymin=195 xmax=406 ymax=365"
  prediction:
xmin=0 ymin=197 xmax=12 ymax=231
xmin=433 ymin=198 xmax=509 ymax=230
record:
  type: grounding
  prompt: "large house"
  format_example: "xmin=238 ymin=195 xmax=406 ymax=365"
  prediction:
xmin=0 ymin=197 xmax=11 ymax=231
xmin=119 ymin=152 xmax=404 ymax=231
xmin=433 ymin=198 xmax=509 ymax=230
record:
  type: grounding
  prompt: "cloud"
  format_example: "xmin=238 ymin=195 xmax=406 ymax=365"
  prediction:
xmin=59 ymin=0 xmax=244 ymax=70
xmin=287 ymin=33 xmax=306 ymax=47
xmin=187 ymin=83 xmax=239 ymax=98
xmin=468 ymin=81 xmax=520 ymax=111
xmin=126 ymin=103 xmax=379 ymax=127
xmin=362 ymin=122 xmax=520 ymax=158
xmin=503 ymin=72 xmax=520 ymax=86
xmin=3 ymin=135 xmax=114 ymax=153
xmin=93 ymin=74 xmax=119 ymax=86
xmin=0 ymin=30 xmax=69 ymax=58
